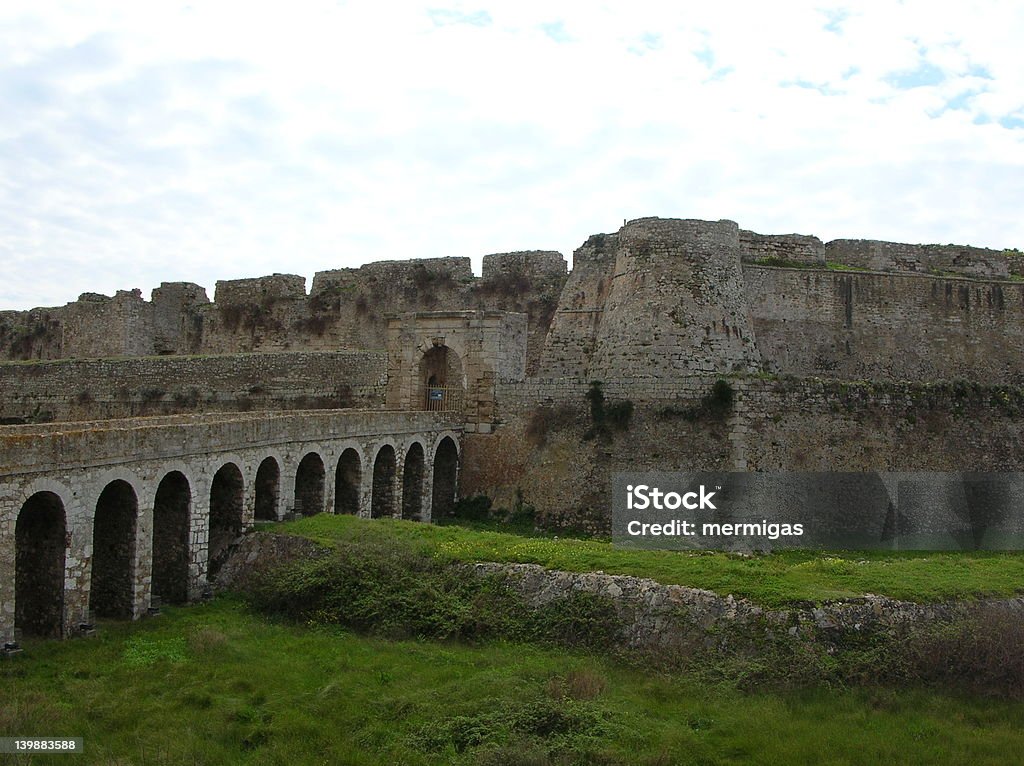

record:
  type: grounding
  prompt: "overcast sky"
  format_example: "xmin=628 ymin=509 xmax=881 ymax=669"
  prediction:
xmin=1 ymin=1 xmax=1023 ymax=310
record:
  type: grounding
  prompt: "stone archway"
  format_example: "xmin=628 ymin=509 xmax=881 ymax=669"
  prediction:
xmin=401 ymin=443 xmax=425 ymax=521
xmin=209 ymin=463 xmax=244 ymax=577
xmin=90 ymin=480 xmax=137 ymax=619
xmin=295 ymin=452 xmax=325 ymax=516
xmin=16 ymin=491 xmax=66 ymax=638
xmin=254 ymin=457 xmax=280 ymax=522
xmin=371 ymin=445 xmax=397 ymax=518
xmin=335 ymin=449 xmax=361 ymax=515
xmin=418 ymin=344 xmax=465 ymax=412
xmin=432 ymin=437 xmax=459 ymax=519
xmin=153 ymin=471 xmax=190 ymax=605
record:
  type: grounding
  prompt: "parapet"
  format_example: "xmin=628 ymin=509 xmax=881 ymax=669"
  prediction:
xmin=481 ymin=251 xmax=567 ymax=282
xmin=739 ymin=230 xmax=825 ymax=267
xmin=213 ymin=274 xmax=307 ymax=304
xmin=151 ymin=282 xmax=210 ymax=306
xmin=824 ymin=240 xmax=1011 ymax=279
xmin=357 ymin=257 xmax=475 ymax=283
xmin=620 ymin=217 xmax=741 ymax=250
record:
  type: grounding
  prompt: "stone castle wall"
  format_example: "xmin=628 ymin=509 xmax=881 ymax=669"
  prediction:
xmin=823 ymin=240 xmax=1014 ymax=279
xmin=3 ymin=216 xmax=1023 ymax=391
xmin=738 ymin=229 xmax=825 ymax=267
xmin=465 ymin=376 xmax=1024 ymax=533
xmin=0 ymin=253 xmax=567 ymax=375
xmin=0 ymin=351 xmax=387 ymax=424
xmin=746 ymin=266 xmax=1024 ymax=384
xmin=588 ymin=218 xmax=761 ymax=378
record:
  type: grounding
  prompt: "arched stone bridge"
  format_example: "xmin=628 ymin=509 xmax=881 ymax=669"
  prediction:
xmin=0 ymin=410 xmax=462 ymax=643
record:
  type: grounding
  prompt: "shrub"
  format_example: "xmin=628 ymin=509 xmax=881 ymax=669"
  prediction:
xmin=547 ymin=668 xmax=608 ymax=701
xmin=246 ymin=540 xmax=624 ymax=652
xmin=708 ymin=379 xmax=734 ymax=411
xmin=247 ymin=540 xmax=525 ymax=642
xmin=604 ymin=400 xmax=633 ymax=430
xmin=657 ymin=379 xmax=733 ymax=422
xmin=893 ymin=606 xmax=1024 ymax=698
xmin=452 ymin=494 xmax=493 ymax=522
xmin=584 ymin=381 xmax=632 ymax=440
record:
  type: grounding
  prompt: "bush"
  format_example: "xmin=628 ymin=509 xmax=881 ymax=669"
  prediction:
xmin=452 ymin=494 xmax=493 ymax=522
xmin=893 ymin=606 xmax=1024 ymax=699
xmin=604 ymin=400 xmax=634 ymax=430
xmin=247 ymin=540 xmax=522 ymax=642
xmin=584 ymin=381 xmax=633 ymax=440
xmin=246 ymin=541 xmax=624 ymax=651
xmin=708 ymin=379 xmax=734 ymax=411
xmin=657 ymin=379 xmax=733 ymax=422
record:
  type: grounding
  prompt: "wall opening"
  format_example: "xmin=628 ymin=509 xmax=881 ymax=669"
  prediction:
xmin=15 ymin=491 xmax=66 ymax=638
xmin=334 ymin=448 xmax=361 ymax=515
xmin=254 ymin=457 xmax=280 ymax=522
xmin=432 ymin=437 xmax=459 ymax=519
xmin=153 ymin=471 xmax=190 ymax=605
xmin=401 ymin=442 xmax=425 ymax=521
xmin=294 ymin=452 xmax=325 ymax=516
xmin=418 ymin=344 xmax=465 ymax=412
xmin=371 ymin=445 xmax=397 ymax=518
xmin=209 ymin=462 xmax=244 ymax=578
xmin=90 ymin=480 xmax=137 ymax=619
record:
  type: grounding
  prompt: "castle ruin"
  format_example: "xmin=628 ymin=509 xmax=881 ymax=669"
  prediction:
xmin=4 ymin=215 xmax=1024 ymax=639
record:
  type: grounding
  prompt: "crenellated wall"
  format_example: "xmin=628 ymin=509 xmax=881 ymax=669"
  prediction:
xmin=3 ymin=216 xmax=1023 ymax=390
xmin=0 ymin=253 xmax=567 ymax=370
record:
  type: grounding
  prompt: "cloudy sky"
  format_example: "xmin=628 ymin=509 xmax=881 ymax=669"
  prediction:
xmin=1 ymin=1 xmax=1022 ymax=310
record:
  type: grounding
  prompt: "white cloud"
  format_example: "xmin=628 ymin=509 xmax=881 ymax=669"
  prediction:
xmin=0 ymin=1 xmax=1022 ymax=309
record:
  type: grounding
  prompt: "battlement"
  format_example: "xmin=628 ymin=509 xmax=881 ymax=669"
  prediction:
xmin=739 ymin=230 xmax=825 ymax=267
xmin=213 ymin=273 xmax=308 ymax=304
xmin=481 ymin=251 xmax=567 ymax=282
xmin=2 ymin=215 xmax=1021 ymax=388
xmin=621 ymin=217 xmax=741 ymax=249
xmin=823 ymin=239 xmax=1012 ymax=279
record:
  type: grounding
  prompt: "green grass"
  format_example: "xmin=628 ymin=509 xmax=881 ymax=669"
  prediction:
xmin=269 ymin=515 xmax=1024 ymax=607
xmin=5 ymin=599 xmax=1024 ymax=765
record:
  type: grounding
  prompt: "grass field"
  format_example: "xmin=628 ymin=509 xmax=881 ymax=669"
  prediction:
xmin=269 ymin=514 xmax=1024 ymax=607
xmin=4 ymin=599 xmax=1024 ymax=765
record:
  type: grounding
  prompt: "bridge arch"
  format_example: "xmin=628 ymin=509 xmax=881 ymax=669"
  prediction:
xmin=371 ymin=443 xmax=398 ymax=518
xmin=209 ymin=462 xmax=244 ymax=577
xmin=254 ymin=456 xmax=281 ymax=522
xmin=401 ymin=441 xmax=426 ymax=521
xmin=431 ymin=435 xmax=460 ymax=520
xmin=295 ymin=452 xmax=326 ymax=516
xmin=152 ymin=470 xmax=191 ymax=605
xmin=15 ymin=491 xmax=67 ymax=638
xmin=334 ymin=447 xmax=362 ymax=515
xmin=90 ymin=480 xmax=137 ymax=619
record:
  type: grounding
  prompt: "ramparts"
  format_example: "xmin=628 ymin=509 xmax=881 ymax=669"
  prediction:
xmin=0 ymin=351 xmax=387 ymax=424
xmin=4 ymin=216 xmax=1023 ymax=392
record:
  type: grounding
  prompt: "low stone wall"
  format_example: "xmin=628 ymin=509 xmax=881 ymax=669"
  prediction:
xmin=216 ymin=532 xmax=1024 ymax=653
xmin=470 ymin=562 xmax=1018 ymax=652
